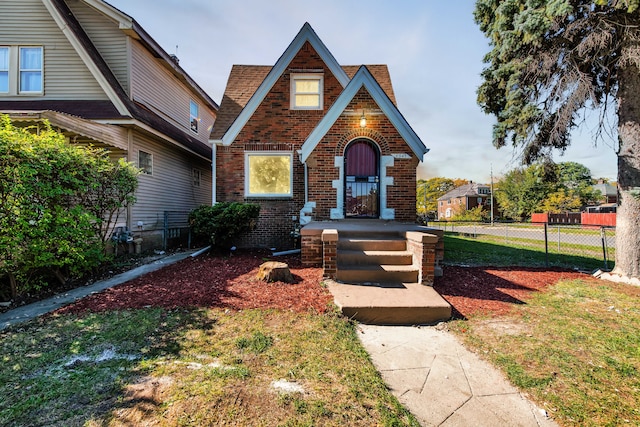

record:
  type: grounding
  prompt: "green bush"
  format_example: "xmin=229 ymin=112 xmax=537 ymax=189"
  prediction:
xmin=0 ymin=115 xmax=139 ymax=297
xmin=189 ymin=202 xmax=260 ymax=252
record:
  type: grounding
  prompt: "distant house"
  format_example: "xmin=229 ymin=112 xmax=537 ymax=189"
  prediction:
xmin=0 ymin=0 xmax=218 ymax=250
xmin=211 ymin=23 xmax=429 ymax=251
xmin=592 ymin=181 xmax=618 ymax=205
xmin=437 ymin=182 xmax=495 ymax=220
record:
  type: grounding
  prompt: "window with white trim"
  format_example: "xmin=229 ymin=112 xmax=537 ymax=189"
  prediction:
xmin=190 ymin=100 xmax=199 ymax=133
xmin=0 ymin=46 xmax=43 ymax=95
xmin=0 ymin=47 xmax=8 ymax=93
xmin=138 ymin=150 xmax=153 ymax=175
xmin=290 ymin=73 xmax=323 ymax=110
xmin=19 ymin=47 xmax=43 ymax=93
xmin=245 ymin=152 xmax=292 ymax=197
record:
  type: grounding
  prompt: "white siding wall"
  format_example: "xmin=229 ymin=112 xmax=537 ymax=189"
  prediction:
xmin=66 ymin=0 xmax=129 ymax=94
xmin=130 ymin=41 xmax=215 ymax=144
xmin=131 ymin=131 xmax=212 ymax=238
xmin=0 ymin=0 xmax=107 ymax=100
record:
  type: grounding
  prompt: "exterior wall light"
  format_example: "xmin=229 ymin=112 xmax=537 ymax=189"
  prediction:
xmin=359 ymin=110 xmax=367 ymax=128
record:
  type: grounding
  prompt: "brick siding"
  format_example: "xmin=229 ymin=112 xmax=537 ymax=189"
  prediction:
xmin=217 ymin=43 xmax=420 ymax=248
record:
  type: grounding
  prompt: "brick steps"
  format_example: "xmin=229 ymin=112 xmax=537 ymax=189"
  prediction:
xmin=301 ymin=221 xmax=449 ymax=324
xmin=336 ymin=232 xmax=418 ymax=285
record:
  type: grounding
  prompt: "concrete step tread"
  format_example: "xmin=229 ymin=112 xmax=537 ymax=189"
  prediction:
xmin=337 ymin=264 xmax=418 ymax=272
xmin=340 ymin=237 xmax=405 ymax=242
xmin=326 ymin=280 xmax=452 ymax=325
xmin=338 ymin=249 xmax=412 ymax=256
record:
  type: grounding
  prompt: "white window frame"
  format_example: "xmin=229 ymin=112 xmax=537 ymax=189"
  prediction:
xmin=190 ymin=100 xmax=199 ymax=133
xmin=290 ymin=73 xmax=323 ymax=110
xmin=19 ymin=46 xmax=43 ymax=94
xmin=138 ymin=150 xmax=153 ymax=175
xmin=244 ymin=151 xmax=293 ymax=198
xmin=0 ymin=47 xmax=8 ymax=93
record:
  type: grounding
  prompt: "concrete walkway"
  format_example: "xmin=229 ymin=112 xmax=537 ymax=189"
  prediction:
xmin=357 ymin=324 xmax=558 ymax=427
xmin=0 ymin=251 xmax=194 ymax=331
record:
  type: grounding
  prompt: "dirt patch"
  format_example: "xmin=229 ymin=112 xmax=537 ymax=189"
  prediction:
xmin=474 ymin=319 xmax=530 ymax=336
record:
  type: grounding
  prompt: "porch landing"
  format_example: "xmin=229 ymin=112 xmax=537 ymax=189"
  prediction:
xmin=326 ymin=280 xmax=451 ymax=325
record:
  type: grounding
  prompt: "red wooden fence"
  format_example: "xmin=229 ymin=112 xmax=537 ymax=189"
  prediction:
xmin=530 ymin=212 xmax=616 ymax=226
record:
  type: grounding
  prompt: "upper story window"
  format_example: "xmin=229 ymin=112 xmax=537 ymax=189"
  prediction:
xmin=19 ymin=47 xmax=43 ymax=93
xmin=0 ymin=46 xmax=43 ymax=95
xmin=190 ymin=100 xmax=199 ymax=133
xmin=245 ymin=152 xmax=292 ymax=198
xmin=0 ymin=47 xmax=8 ymax=93
xmin=138 ymin=150 xmax=153 ymax=175
xmin=290 ymin=73 xmax=323 ymax=110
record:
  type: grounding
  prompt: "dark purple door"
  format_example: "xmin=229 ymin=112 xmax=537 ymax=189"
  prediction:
xmin=344 ymin=139 xmax=379 ymax=218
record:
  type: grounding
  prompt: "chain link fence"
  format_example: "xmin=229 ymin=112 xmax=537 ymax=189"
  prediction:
xmin=426 ymin=221 xmax=615 ymax=272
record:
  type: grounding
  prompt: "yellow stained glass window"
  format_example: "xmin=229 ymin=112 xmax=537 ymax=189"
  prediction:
xmin=247 ymin=154 xmax=292 ymax=196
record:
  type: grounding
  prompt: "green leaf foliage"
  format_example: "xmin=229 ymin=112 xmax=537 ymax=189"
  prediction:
xmin=496 ymin=161 xmax=600 ymax=219
xmin=0 ymin=115 xmax=139 ymax=296
xmin=189 ymin=202 xmax=260 ymax=252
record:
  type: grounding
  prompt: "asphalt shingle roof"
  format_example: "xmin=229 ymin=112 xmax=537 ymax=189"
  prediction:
xmin=210 ymin=64 xmax=397 ymax=140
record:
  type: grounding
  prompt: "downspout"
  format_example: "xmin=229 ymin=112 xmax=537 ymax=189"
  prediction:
xmin=211 ymin=142 xmax=216 ymax=205
xmin=304 ymin=162 xmax=308 ymax=204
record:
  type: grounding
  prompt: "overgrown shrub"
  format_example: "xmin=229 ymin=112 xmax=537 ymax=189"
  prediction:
xmin=189 ymin=202 xmax=260 ymax=252
xmin=0 ymin=115 xmax=139 ymax=298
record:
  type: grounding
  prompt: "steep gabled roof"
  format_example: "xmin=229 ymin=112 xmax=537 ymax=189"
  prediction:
xmin=438 ymin=182 xmax=490 ymax=201
xmin=32 ymin=0 xmax=216 ymax=159
xmin=212 ymin=22 xmax=350 ymax=146
xmin=209 ymin=64 xmax=396 ymax=141
xmin=299 ymin=66 xmax=428 ymax=162
xmin=82 ymin=0 xmax=219 ymax=111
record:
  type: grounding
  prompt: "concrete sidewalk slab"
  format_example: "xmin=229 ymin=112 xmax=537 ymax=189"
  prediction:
xmin=327 ymin=280 xmax=451 ymax=325
xmin=357 ymin=324 xmax=557 ymax=427
xmin=0 ymin=251 xmax=194 ymax=331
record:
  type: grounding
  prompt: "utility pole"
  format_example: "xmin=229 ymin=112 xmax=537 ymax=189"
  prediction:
xmin=490 ymin=164 xmax=494 ymax=226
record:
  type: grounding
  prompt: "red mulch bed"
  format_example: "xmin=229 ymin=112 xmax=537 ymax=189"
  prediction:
xmin=52 ymin=251 xmax=598 ymax=319
xmin=434 ymin=265 xmax=596 ymax=318
xmin=54 ymin=251 xmax=332 ymax=316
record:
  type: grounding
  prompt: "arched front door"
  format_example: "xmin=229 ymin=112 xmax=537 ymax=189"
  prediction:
xmin=344 ymin=139 xmax=379 ymax=218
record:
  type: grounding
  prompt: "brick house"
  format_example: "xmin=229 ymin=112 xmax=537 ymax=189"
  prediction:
xmin=437 ymin=182 xmax=495 ymax=220
xmin=211 ymin=23 xmax=429 ymax=253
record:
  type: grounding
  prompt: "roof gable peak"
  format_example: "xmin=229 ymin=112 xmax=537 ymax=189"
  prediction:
xmin=300 ymin=65 xmax=428 ymax=162
xmin=215 ymin=23 xmax=349 ymax=146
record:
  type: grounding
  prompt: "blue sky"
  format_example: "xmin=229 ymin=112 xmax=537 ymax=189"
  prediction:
xmin=107 ymin=0 xmax=619 ymax=183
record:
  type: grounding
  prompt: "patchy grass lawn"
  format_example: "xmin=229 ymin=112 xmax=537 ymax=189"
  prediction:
xmin=0 ymin=308 xmax=418 ymax=426
xmin=448 ymin=277 xmax=640 ymax=427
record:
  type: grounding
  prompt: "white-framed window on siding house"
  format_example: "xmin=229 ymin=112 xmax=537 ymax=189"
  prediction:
xmin=290 ymin=74 xmax=323 ymax=110
xmin=245 ymin=152 xmax=292 ymax=198
xmin=190 ymin=100 xmax=199 ymax=133
xmin=192 ymin=168 xmax=201 ymax=187
xmin=138 ymin=150 xmax=153 ymax=175
xmin=19 ymin=47 xmax=43 ymax=94
xmin=0 ymin=47 xmax=8 ymax=93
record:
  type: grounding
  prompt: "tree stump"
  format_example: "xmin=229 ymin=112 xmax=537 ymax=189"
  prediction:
xmin=256 ymin=261 xmax=293 ymax=283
